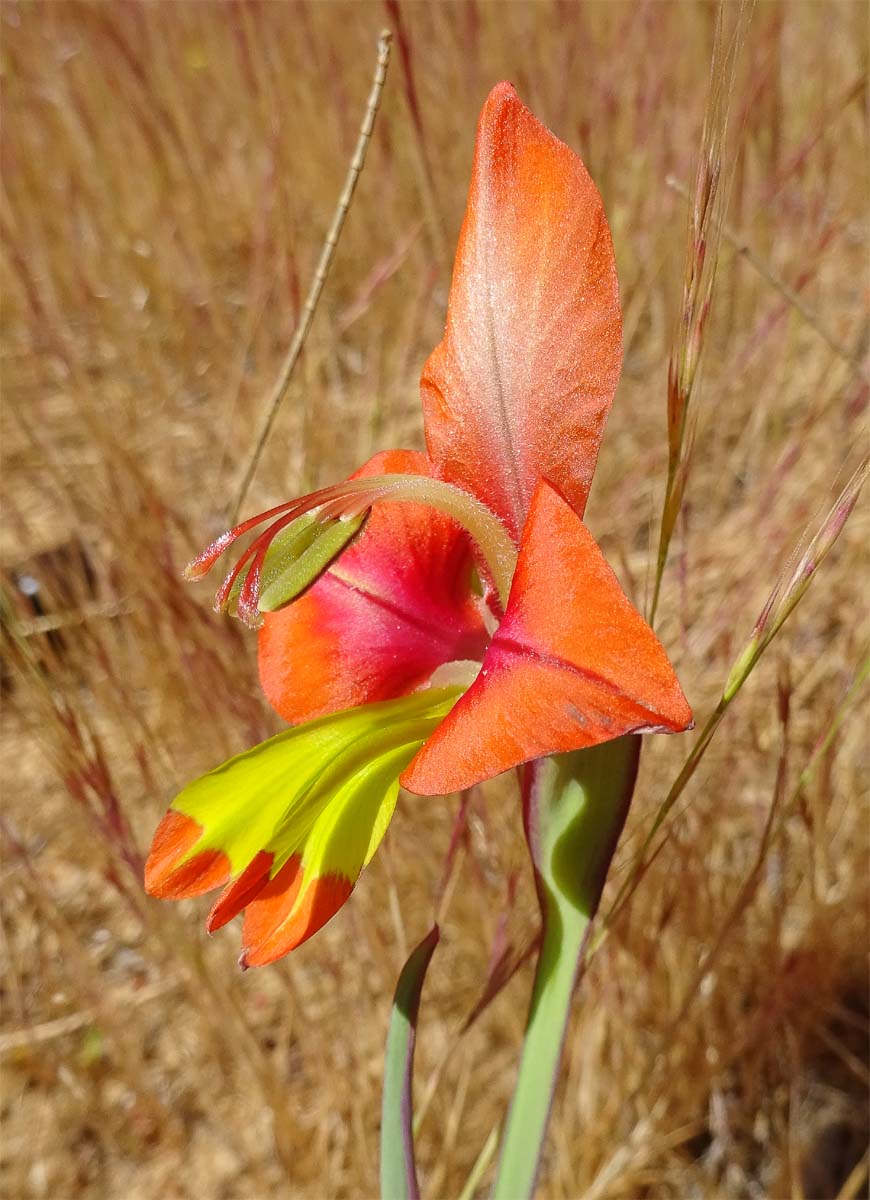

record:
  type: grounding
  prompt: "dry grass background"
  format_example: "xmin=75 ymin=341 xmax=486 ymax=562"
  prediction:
xmin=1 ymin=2 xmax=868 ymax=1198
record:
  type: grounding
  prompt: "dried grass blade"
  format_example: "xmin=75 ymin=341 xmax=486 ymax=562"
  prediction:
xmin=649 ymin=0 xmax=752 ymax=624
xmin=231 ymin=29 xmax=393 ymax=521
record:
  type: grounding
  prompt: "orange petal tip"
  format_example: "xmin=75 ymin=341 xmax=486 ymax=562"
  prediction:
xmin=206 ymin=851 xmax=275 ymax=933
xmin=144 ymin=810 xmax=230 ymax=899
xmin=240 ymin=866 xmax=354 ymax=968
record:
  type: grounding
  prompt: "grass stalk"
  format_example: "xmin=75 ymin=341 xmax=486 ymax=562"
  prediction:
xmin=231 ymin=29 xmax=393 ymax=521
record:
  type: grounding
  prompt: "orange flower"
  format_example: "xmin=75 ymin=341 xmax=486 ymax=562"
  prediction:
xmin=146 ymin=84 xmax=691 ymax=967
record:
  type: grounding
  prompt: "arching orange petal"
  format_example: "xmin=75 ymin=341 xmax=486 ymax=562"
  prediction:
xmin=258 ymin=449 xmax=487 ymax=724
xmin=402 ymin=481 xmax=692 ymax=796
xmin=145 ymin=811 xmax=231 ymax=898
xmin=421 ymin=82 xmax=622 ymax=542
xmin=239 ymin=856 xmax=303 ymax=953
xmin=240 ymin=858 xmax=353 ymax=968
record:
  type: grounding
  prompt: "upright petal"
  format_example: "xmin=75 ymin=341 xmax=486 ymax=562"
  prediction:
xmin=421 ymin=83 xmax=623 ymax=542
xmin=258 ymin=450 xmax=488 ymax=725
xmin=402 ymin=481 xmax=692 ymax=796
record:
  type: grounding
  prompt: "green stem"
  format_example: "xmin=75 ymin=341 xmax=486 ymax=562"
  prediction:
xmin=492 ymin=738 xmax=641 ymax=1199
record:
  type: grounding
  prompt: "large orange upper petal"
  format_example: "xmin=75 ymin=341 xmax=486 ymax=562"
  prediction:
xmin=258 ymin=450 xmax=488 ymax=724
xmin=401 ymin=481 xmax=692 ymax=795
xmin=421 ymin=83 xmax=623 ymax=543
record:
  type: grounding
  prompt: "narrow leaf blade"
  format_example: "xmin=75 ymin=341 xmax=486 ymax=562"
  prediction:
xmin=380 ymin=925 xmax=439 ymax=1200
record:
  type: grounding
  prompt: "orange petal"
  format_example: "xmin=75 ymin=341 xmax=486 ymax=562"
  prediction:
xmin=206 ymin=850 xmax=274 ymax=933
xmin=402 ymin=481 xmax=692 ymax=795
xmin=258 ymin=449 xmax=487 ymax=724
xmin=421 ymin=83 xmax=622 ymax=542
xmin=144 ymin=811 xmax=231 ymax=898
xmin=240 ymin=857 xmax=353 ymax=968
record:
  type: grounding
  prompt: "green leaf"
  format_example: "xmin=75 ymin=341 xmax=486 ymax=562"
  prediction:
xmin=381 ymin=926 xmax=440 ymax=1200
xmin=492 ymin=737 xmax=641 ymax=1200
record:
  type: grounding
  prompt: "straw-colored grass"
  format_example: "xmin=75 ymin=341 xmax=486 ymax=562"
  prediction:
xmin=1 ymin=3 xmax=867 ymax=1198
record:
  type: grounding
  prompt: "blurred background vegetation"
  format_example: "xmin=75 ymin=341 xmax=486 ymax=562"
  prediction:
xmin=1 ymin=2 xmax=867 ymax=1197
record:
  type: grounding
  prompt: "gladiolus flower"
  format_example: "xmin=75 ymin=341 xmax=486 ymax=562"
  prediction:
xmin=146 ymin=83 xmax=692 ymax=967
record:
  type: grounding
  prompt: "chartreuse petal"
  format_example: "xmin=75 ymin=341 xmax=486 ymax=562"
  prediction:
xmin=144 ymin=687 xmax=462 ymax=963
xmin=265 ymin=740 xmax=417 ymax=877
